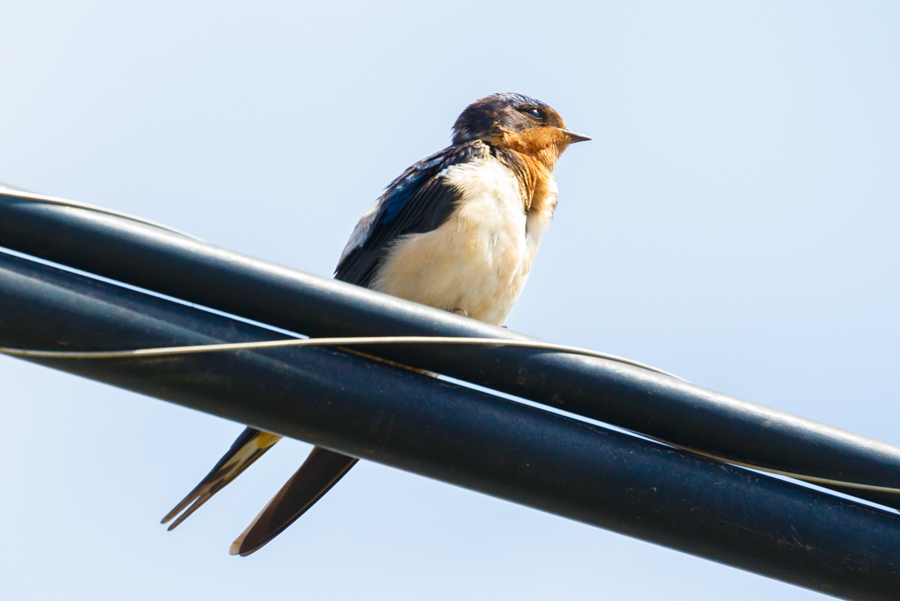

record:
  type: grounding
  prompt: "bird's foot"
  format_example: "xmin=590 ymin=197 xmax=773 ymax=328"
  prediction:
xmin=449 ymin=308 xmax=468 ymax=317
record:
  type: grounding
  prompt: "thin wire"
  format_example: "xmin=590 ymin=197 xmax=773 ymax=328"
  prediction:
xmin=0 ymin=187 xmax=204 ymax=241
xmin=6 ymin=189 xmax=897 ymax=501
xmin=695 ymin=450 xmax=900 ymax=495
xmin=3 ymin=335 xmax=899 ymax=497
xmin=638 ymin=434 xmax=900 ymax=496
xmin=0 ymin=335 xmax=685 ymax=380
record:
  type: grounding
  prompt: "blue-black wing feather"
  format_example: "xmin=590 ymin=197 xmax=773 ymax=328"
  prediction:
xmin=166 ymin=142 xmax=492 ymax=556
xmin=228 ymin=144 xmax=489 ymax=555
xmin=335 ymin=141 xmax=489 ymax=287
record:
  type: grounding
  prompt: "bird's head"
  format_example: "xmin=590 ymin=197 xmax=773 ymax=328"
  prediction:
xmin=452 ymin=93 xmax=590 ymax=170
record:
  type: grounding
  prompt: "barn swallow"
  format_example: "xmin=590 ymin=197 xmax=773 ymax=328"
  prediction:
xmin=162 ymin=93 xmax=589 ymax=555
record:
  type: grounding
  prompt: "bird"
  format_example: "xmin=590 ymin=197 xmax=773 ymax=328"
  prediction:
xmin=161 ymin=92 xmax=589 ymax=556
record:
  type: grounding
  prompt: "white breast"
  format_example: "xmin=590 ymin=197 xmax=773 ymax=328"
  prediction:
xmin=372 ymin=155 xmax=556 ymax=325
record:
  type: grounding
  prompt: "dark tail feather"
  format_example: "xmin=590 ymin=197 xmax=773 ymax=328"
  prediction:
xmin=162 ymin=427 xmax=282 ymax=530
xmin=229 ymin=447 xmax=358 ymax=556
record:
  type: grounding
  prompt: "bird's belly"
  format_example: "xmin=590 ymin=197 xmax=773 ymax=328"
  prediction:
xmin=372 ymin=160 xmax=541 ymax=326
xmin=373 ymin=219 xmax=531 ymax=325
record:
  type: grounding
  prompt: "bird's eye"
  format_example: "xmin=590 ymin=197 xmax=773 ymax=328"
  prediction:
xmin=525 ymin=107 xmax=543 ymax=120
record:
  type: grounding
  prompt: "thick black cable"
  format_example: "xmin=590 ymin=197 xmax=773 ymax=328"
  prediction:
xmin=2 ymin=191 xmax=899 ymax=511
xmin=1 ymin=249 xmax=899 ymax=600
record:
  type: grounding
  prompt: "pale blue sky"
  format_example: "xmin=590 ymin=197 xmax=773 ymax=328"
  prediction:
xmin=2 ymin=2 xmax=899 ymax=599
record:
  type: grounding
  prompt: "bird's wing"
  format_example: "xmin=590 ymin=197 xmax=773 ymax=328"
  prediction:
xmin=335 ymin=141 xmax=490 ymax=287
xmin=163 ymin=142 xmax=487 ymax=548
xmin=161 ymin=427 xmax=281 ymax=529
xmin=220 ymin=144 xmax=488 ymax=551
xmin=229 ymin=447 xmax=358 ymax=556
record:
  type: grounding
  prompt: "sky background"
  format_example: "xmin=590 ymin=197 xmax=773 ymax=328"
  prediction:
xmin=2 ymin=2 xmax=899 ymax=599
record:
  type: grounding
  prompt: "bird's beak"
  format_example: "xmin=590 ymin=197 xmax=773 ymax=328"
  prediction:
xmin=559 ymin=128 xmax=591 ymax=143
